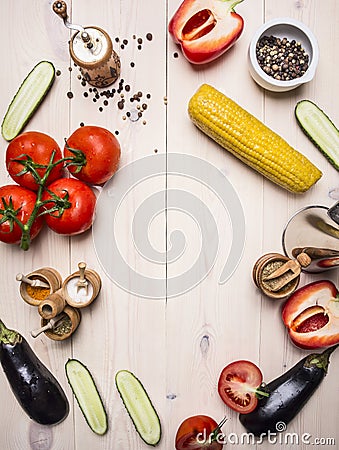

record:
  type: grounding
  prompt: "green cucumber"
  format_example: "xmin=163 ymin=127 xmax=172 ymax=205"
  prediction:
xmin=1 ymin=61 xmax=55 ymax=141
xmin=65 ymin=359 xmax=108 ymax=435
xmin=295 ymin=99 xmax=339 ymax=170
xmin=116 ymin=370 xmax=161 ymax=446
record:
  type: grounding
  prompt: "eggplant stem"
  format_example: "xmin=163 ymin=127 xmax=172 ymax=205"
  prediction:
xmin=0 ymin=320 xmax=21 ymax=345
xmin=307 ymin=344 xmax=339 ymax=373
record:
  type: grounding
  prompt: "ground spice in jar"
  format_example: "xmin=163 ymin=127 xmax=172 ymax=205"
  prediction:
xmin=26 ymin=285 xmax=50 ymax=301
xmin=256 ymin=35 xmax=309 ymax=81
xmin=53 ymin=316 xmax=72 ymax=336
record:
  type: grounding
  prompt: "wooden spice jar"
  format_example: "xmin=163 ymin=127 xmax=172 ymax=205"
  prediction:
xmin=62 ymin=263 xmax=101 ymax=308
xmin=19 ymin=268 xmax=62 ymax=306
xmin=41 ymin=306 xmax=81 ymax=341
xmin=252 ymin=253 xmax=301 ymax=299
xmin=38 ymin=289 xmax=66 ymax=320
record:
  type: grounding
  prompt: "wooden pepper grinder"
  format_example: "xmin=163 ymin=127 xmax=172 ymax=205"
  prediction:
xmin=52 ymin=1 xmax=120 ymax=87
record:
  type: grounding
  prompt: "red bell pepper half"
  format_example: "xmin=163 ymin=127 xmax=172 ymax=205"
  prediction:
xmin=168 ymin=0 xmax=244 ymax=64
xmin=282 ymin=280 xmax=339 ymax=349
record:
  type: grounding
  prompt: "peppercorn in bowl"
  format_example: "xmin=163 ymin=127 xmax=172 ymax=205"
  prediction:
xmin=248 ymin=18 xmax=319 ymax=92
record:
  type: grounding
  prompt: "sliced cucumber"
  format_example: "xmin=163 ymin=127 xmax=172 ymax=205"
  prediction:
xmin=116 ymin=370 xmax=161 ymax=446
xmin=65 ymin=359 xmax=108 ymax=435
xmin=295 ymin=99 xmax=339 ymax=170
xmin=1 ymin=61 xmax=55 ymax=141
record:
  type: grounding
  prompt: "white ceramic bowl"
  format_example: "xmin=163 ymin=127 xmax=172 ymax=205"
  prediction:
xmin=248 ymin=18 xmax=319 ymax=92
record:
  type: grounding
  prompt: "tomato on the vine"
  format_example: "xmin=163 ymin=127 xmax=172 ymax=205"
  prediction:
xmin=42 ymin=178 xmax=96 ymax=236
xmin=6 ymin=131 xmax=63 ymax=191
xmin=0 ymin=185 xmax=44 ymax=244
xmin=175 ymin=415 xmax=226 ymax=450
xmin=218 ymin=360 xmax=265 ymax=414
xmin=64 ymin=125 xmax=120 ymax=185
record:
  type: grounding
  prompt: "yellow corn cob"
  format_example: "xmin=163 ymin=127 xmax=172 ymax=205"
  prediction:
xmin=188 ymin=84 xmax=322 ymax=193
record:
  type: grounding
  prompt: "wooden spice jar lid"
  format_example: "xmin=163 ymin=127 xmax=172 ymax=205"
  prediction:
xmin=253 ymin=253 xmax=300 ymax=299
xmin=19 ymin=267 xmax=62 ymax=306
xmin=41 ymin=306 xmax=81 ymax=341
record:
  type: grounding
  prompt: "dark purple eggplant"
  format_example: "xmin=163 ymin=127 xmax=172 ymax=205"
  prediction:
xmin=239 ymin=345 xmax=338 ymax=436
xmin=0 ymin=319 xmax=69 ymax=425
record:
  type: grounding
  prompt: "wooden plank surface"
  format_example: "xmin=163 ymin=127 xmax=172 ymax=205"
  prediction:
xmin=0 ymin=0 xmax=338 ymax=449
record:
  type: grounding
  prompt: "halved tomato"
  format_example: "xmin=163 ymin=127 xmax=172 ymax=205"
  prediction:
xmin=218 ymin=360 xmax=263 ymax=414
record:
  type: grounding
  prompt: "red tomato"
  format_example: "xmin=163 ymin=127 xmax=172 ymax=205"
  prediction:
xmin=0 ymin=185 xmax=44 ymax=244
xmin=218 ymin=360 xmax=263 ymax=414
xmin=175 ymin=415 xmax=225 ymax=450
xmin=6 ymin=131 xmax=63 ymax=191
xmin=42 ymin=178 xmax=96 ymax=235
xmin=64 ymin=125 xmax=120 ymax=185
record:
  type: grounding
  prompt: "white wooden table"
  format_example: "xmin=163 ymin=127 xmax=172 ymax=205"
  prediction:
xmin=0 ymin=1 xmax=338 ymax=449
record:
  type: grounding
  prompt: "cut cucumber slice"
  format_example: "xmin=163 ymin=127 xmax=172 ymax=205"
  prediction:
xmin=295 ymin=100 xmax=339 ymax=170
xmin=1 ymin=61 xmax=55 ymax=141
xmin=116 ymin=370 xmax=161 ymax=446
xmin=65 ymin=359 xmax=108 ymax=435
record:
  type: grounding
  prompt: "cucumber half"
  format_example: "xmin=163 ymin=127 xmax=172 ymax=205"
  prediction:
xmin=295 ymin=100 xmax=339 ymax=170
xmin=116 ymin=370 xmax=161 ymax=446
xmin=1 ymin=61 xmax=55 ymax=141
xmin=65 ymin=359 xmax=108 ymax=435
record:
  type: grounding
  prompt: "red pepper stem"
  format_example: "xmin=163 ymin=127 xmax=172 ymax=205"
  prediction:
xmin=221 ymin=0 xmax=244 ymax=12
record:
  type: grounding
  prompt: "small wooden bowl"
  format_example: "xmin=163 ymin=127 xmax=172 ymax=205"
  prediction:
xmin=19 ymin=267 xmax=62 ymax=306
xmin=62 ymin=268 xmax=101 ymax=308
xmin=253 ymin=253 xmax=300 ymax=299
xmin=42 ymin=306 xmax=81 ymax=341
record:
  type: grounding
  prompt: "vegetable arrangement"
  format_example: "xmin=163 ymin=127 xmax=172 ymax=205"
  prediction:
xmin=239 ymin=345 xmax=338 ymax=435
xmin=1 ymin=0 xmax=338 ymax=446
xmin=169 ymin=0 xmax=244 ymax=64
xmin=0 ymin=126 xmax=120 ymax=250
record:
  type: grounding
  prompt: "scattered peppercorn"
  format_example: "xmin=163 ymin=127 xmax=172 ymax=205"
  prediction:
xmin=67 ymin=92 xmax=74 ymax=99
xmin=123 ymin=39 xmax=128 ymax=45
xmin=137 ymin=45 xmax=142 ymax=50
xmin=80 ymin=122 xmax=85 ymax=127
xmin=130 ymin=62 xmax=135 ymax=68
xmin=115 ymin=130 xmax=119 ymax=135
xmin=56 ymin=70 xmax=61 ymax=76
xmin=146 ymin=33 xmax=153 ymax=41
xmin=256 ymin=35 xmax=309 ymax=81
xmin=137 ymin=38 xmax=143 ymax=44
xmin=173 ymin=52 xmax=179 ymax=58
